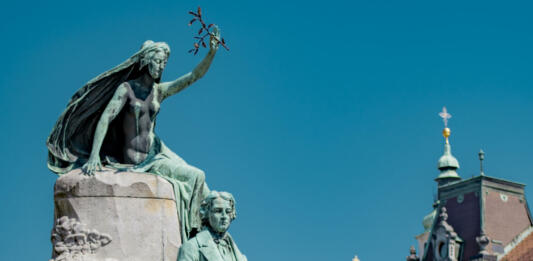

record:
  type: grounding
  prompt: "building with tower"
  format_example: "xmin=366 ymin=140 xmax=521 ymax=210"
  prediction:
xmin=408 ymin=108 xmax=533 ymax=261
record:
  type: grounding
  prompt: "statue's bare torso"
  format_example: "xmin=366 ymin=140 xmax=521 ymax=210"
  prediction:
xmin=121 ymin=81 xmax=160 ymax=164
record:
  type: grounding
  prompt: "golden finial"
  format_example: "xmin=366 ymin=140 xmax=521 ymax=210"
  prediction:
xmin=439 ymin=107 xmax=452 ymax=144
xmin=443 ymin=127 xmax=451 ymax=143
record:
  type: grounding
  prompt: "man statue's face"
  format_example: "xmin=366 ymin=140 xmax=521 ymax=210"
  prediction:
xmin=208 ymin=198 xmax=232 ymax=233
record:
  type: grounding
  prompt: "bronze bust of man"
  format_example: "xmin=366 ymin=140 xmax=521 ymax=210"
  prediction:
xmin=178 ymin=191 xmax=247 ymax=261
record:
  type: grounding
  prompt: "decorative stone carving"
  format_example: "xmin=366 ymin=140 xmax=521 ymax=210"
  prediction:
xmin=470 ymin=230 xmax=497 ymax=261
xmin=430 ymin=207 xmax=463 ymax=261
xmin=50 ymin=216 xmax=113 ymax=261
xmin=406 ymin=246 xmax=419 ymax=261
xmin=500 ymin=193 xmax=509 ymax=202
xmin=476 ymin=231 xmax=490 ymax=255
xmin=457 ymin=194 xmax=464 ymax=204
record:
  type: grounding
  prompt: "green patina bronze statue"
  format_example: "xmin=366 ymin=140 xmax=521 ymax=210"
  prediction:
xmin=178 ymin=191 xmax=247 ymax=261
xmin=46 ymin=27 xmax=221 ymax=241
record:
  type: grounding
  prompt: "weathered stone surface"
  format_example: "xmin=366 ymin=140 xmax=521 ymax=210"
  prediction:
xmin=55 ymin=168 xmax=175 ymax=199
xmin=53 ymin=168 xmax=181 ymax=261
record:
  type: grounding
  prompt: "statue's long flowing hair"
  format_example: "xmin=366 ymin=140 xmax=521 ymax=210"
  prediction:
xmin=46 ymin=41 xmax=170 ymax=174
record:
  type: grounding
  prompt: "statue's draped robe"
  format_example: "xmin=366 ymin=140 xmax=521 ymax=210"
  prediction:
xmin=47 ymin=43 xmax=208 ymax=240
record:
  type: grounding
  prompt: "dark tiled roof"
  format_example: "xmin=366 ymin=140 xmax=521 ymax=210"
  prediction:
xmin=501 ymin=228 xmax=533 ymax=261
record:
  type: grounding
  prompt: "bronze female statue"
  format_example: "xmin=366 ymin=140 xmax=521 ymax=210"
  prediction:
xmin=47 ymin=28 xmax=221 ymax=241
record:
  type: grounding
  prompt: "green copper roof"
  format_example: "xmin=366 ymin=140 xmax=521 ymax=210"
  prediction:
xmin=436 ymin=142 xmax=461 ymax=182
xmin=437 ymin=143 xmax=460 ymax=169
xmin=422 ymin=209 xmax=437 ymax=232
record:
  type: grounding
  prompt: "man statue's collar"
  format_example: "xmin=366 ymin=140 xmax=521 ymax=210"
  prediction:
xmin=207 ymin=228 xmax=230 ymax=244
xmin=197 ymin=230 xmax=224 ymax=261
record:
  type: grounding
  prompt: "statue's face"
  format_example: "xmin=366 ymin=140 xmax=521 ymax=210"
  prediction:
xmin=148 ymin=51 xmax=167 ymax=79
xmin=208 ymin=198 xmax=233 ymax=233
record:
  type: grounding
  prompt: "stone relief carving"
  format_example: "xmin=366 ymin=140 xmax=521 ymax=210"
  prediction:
xmin=430 ymin=207 xmax=463 ymax=261
xmin=500 ymin=193 xmax=509 ymax=202
xmin=50 ymin=216 xmax=113 ymax=261
xmin=456 ymin=194 xmax=464 ymax=204
xmin=476 ymin=230 xmax=490 ymax=255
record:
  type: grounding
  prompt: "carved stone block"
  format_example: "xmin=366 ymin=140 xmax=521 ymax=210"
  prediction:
xmin=52 ymin=168 xmax=181 ymax=261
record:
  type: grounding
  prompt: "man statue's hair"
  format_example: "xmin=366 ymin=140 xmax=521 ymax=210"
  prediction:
xmin=200 ymin=191 xmax=237 ymax=227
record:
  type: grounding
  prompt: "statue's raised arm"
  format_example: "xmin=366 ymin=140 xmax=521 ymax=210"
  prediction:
xmin=158 ymin=27 xmax=220 ymax=101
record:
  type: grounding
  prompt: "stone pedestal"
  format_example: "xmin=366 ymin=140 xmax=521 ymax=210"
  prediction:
xmin=52 ymin=168 xmax=181 ymax=261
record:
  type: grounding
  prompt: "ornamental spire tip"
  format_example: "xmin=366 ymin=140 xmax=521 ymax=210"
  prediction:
xmin=439 ymin=107 xmax=452 ymax=144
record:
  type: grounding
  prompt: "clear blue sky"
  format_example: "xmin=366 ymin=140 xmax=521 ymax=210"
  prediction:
xmin=1 ymin=0 xmax=533 ymax=260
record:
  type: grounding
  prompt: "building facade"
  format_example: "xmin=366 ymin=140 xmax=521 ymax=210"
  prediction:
xmin=409 ymin=113 xmax=533 ymax=261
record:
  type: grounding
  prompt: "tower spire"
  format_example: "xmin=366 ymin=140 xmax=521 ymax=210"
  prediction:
xmin=435 ymin=107 xmax=461 ymax=186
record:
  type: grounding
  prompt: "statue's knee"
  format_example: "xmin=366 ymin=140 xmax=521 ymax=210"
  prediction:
xmin=191 ymin=166 xmax=205 ymax=181
xmin=154 ymin=160 xmax=174 ymax=177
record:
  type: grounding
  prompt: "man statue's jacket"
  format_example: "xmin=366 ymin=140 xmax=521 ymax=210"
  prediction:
xmin=177 ymin=230 xmax=247 ymax=261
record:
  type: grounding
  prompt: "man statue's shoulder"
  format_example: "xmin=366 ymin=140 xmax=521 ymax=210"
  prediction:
xmin=227 ymin=233 xmax=247 ymax=261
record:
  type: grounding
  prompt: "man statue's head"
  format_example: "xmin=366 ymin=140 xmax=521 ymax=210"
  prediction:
xmin=200 ymin=191 xmax=237 ymax=233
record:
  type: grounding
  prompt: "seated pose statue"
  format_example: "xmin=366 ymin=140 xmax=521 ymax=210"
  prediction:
xmin=178 ymin=191 xmax=247 ymax=261
xmin=46 ymin=28 xmax=221 ymax=241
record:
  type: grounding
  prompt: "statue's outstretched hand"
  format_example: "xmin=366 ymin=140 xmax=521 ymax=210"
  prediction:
xmin=81 ymin=156 xmax=102 ymax=176
xmin=209 ymin=26 xmax=221 ymax=51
